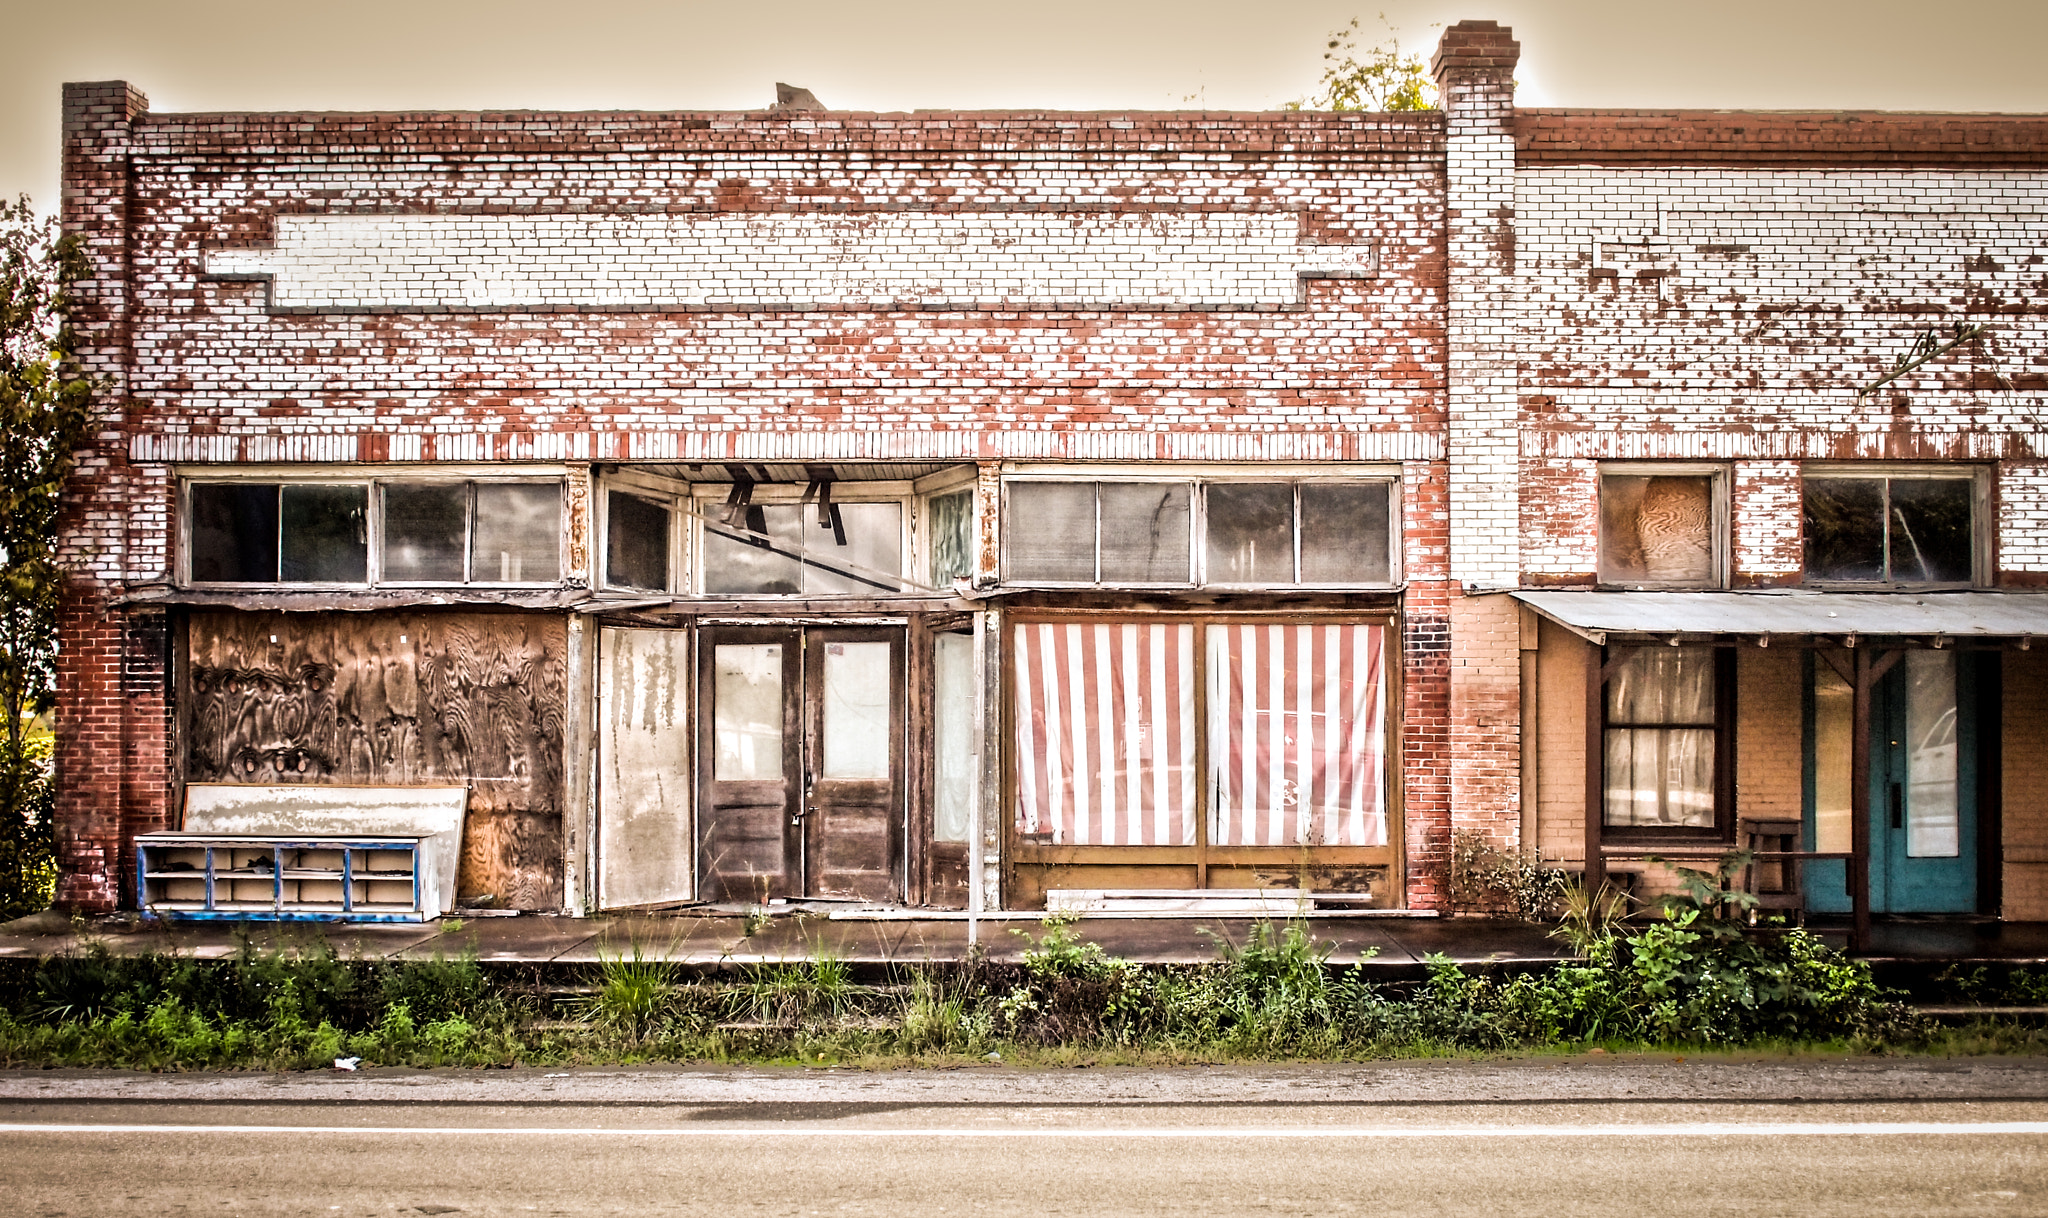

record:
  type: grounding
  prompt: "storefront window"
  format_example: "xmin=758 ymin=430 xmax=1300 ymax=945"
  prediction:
xmin=186 ymin=478 xmax=562 ymax=588
xmin=1011 ymin=619 xmax=1388 ymax=849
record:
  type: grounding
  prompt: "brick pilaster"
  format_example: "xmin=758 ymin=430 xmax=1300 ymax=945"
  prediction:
xmin=1434 ymin=24 xmax=1525 ymax=859
xmin=55 ymin=82 xmax=155 ymax=911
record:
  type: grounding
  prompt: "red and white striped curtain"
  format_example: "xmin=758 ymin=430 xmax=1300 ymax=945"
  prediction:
xmin=1011 ymin=622 xmax=1197 ymax=846
xmin=1207 ymin=623 xmax=1387 ymax=848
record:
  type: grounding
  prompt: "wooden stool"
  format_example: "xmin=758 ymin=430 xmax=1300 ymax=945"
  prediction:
xmin=1739 ymin=817 xmax=1805 ymax=924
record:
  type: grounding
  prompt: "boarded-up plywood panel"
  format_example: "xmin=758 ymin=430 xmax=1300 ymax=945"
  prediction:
xmin=183 ymin=611 xmax=567 ymax=909
xmin=598 ymin=627 xmax=694 ymax=909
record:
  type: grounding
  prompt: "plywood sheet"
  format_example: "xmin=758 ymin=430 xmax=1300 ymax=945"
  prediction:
xmin=184 ymin=611 xmax=567 ymax=909
xmin=598 ymin=628 xmax=694 ymax=909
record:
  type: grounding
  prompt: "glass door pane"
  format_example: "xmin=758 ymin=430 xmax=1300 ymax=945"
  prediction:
xmin=1903 ymin=651 xmax=1960 ymax=858
xmin=713 ymin=643 xmax=784 ymax=780
xmin=821 ymin=641 xmax=892 ymax=779
xmin=932 ymin=633 xmax=975 ymax=843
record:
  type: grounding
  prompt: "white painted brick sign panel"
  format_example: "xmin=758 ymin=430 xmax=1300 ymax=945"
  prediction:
xmin=203 ymin=212 xmax=1377 ymax=311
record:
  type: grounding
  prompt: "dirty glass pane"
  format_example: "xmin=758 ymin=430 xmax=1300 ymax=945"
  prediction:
xmin=381 ymin=484 xmax=466 ymax=582
xmin=1603 ymin=727 xmax=1715 ymax=828
xmin=933 ymin=632 xmax=974 ymax=843
xmin=1204 ymin=483 xmax=1294 ymax=584
xmin=1905 ymin=651 xmax=1960 ymax=858
xmin=822 ymin=641 xmax=892 ymax=779
xmin=1603 ymin=647 xmax=1716 ymax=830
xmin=189 ymin=483 xmax=279 ymax=582
xmin=605 ymin=491 xmax=671 ymax=592
xmin=1006 ymin=483 xmax=1096 ymax=582
xmin=702 ymin=504 xmax=803 ymax=594
xmin=1889 ymin=479 xmax=1974 ymax=584
xmin=1804 ymin=478 xmax=1886 ymax=582
xmin=1300 ymin=483 xmax=1391 ymax=584
xmin=927 ymin=489 xmax=974 ymax=587
xmin=1599 ymin=474 xmax=1714 ymax=585
xmin=805 ymin=501 xmax=903 ymax=595
xmin=713 ymin=643 xmax=784 ymax=781
xmin=1812 ymin=663 xmax=1854 ymax=854
xmin=1098 ymin=483 xmax=1191 ymax=583
xmin=279 ymin=484 xmax=368 ymax=583
xmin=1606 ymin=647 xmax=1716 ymax=726
xmin=474 ymin=483 xmax=561 ymax=583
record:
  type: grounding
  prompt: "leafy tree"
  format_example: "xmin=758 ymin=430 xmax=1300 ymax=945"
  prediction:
xmin=1287 ymin=15 xmax=1437 ymax=113
xmin=0 ymin=196 xmax=95 ymax=919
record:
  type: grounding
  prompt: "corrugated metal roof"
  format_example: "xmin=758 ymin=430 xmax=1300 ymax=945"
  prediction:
xmin=1511 ymin=590 xmax=2048 ymax=643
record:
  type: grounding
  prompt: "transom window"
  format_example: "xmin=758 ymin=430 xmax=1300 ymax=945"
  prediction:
xmin=185 ymin=479 xmax=563 ymax=587
xmin=1003 ymin=477 xmax=1397 ymax=588
xmin=1803 ymin=468 xmax=1984 ymax=587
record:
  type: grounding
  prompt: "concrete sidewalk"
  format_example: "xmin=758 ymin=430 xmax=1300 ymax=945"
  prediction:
xmin=2 ymin=909 xmax=2042 ymax=973
xmin=0 ymin=908 xmax=1569 ymax=973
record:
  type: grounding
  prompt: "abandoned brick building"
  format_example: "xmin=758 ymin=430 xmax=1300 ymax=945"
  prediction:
xmin=50 ymin=21 xmax=2048 ymax=934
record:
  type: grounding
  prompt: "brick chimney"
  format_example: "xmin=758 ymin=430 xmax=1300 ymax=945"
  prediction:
xmin=1430 ymin=20 xmax=1520 ymax=121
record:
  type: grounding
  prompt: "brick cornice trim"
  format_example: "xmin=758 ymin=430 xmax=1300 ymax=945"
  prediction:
xmin=1516 ymin=109 xmax=2048 ymax=168
xmin=130 ymin=110 xmax=1445 ymax=161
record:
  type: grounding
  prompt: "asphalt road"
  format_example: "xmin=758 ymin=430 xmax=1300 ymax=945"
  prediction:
xmin=2 ymin=1060 xmax=2045 ymax=1217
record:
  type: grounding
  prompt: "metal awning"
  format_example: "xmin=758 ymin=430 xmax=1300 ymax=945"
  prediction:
xmin=1511 ymin=589 xmax=2048 ymax=645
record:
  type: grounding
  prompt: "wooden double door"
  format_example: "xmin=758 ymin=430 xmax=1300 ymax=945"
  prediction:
xmin=698 ymin=626 xmax=905 ymax=903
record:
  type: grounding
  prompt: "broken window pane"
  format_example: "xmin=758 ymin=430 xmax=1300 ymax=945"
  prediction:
xmin=278 ymin=484 xmax=367 ymax=583
xmin=189 ymin=483 xmax=279 ymax=582
xmin=606 ymin=491 xmax=672 ymax=592
xmin=927 ymin=490 xmax=974 ymax=587
xmin=1300 ymin=483 xmax=1391 ymax=584
xmin=474 ymin=483 xmax=561 ymax=583
xmin=1600 ymin=474 xmax=1715 ymax=585
xmin=1204 ymin=483 xmax=1294 ymax=584
xmin=702 ymin=505 xmax=803 ymax=595
xmin=381 ymin=484 xmax=466 ymax=582
xmin=804 ymin=501 xmax=902 ymax=595
xmin=1803 ymin=478 xmax=1886 ymax=582
xmin=1806 ymin=475 xmax=1976 ymax=584
xmin=1006 ymin=483 xmax=1096 ymax=582
xmin=1889 ymin=479 xmax=1974 ymax=584
xmin=1098 ymin=483 xmax=1191 ymax=583
xmin=1603 ymin=646 xmax=1716 ymax=830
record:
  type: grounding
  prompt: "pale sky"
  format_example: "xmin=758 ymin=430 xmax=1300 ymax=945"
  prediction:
xmin=5 ymin=0 xmax=2048 ymax=214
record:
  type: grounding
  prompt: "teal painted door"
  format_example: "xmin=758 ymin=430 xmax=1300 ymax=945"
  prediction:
xmin=1805 ymin=652 xmax=1978 ymax=915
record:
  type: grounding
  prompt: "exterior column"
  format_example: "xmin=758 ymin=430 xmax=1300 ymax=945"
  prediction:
xmin=1433 ymin=24 xmax=1528 ymax=878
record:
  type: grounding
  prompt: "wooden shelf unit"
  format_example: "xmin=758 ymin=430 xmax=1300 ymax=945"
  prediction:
xmin=137 ymin=834 xmax=429 ymax=922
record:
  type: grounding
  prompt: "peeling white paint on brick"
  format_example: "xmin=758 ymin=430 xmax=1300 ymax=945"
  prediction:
xmin=204 ymin=212 xmax=1380 ymax=312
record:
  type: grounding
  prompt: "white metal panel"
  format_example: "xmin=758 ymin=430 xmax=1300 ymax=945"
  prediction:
xmin=179 ymin=783 xmax=466 ymax=916
xmin=598 ymin=627 xmax=695 ymax=909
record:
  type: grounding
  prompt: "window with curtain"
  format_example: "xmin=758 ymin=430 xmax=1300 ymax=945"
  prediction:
xmin=1603 ymin=646 xmax=1718 ymax=830
xmin=1010 ymin=620 xmax=1387 ymax=849
xmin=1206 ymin=622 xmax=1387 ymax=848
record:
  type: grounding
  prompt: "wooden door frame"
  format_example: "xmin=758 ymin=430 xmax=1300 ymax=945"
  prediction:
xmin=695 ymin=624 xmax=804 ymax=900
xmin=798 ymin=624 xmax=907 ymax=902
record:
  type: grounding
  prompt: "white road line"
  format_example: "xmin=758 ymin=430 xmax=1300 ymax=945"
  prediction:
xmin=0 ymin=1122 xmax=2043 ymax=1139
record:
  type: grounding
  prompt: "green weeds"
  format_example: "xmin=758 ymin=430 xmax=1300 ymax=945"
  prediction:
xmin=0 ymin=907 xmax=2039 ymax=1070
